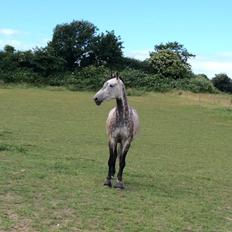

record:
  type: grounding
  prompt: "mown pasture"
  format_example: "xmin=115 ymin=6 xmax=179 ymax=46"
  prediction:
xmin=0 ymin=87 xmax=232 ymax=231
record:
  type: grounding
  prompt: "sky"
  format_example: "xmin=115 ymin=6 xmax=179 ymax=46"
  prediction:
xmin=1 ymin=0 xmax=232 ymax=78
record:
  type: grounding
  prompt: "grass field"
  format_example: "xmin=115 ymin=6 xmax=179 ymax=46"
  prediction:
xmin=0 ymin=86 xmax=232 ymax=232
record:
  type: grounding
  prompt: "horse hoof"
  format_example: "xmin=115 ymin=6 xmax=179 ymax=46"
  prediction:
xmin=114 ymin=181 xmax=125 ymax=189
xmin=104 ymin=179 xmax=112 ymax=187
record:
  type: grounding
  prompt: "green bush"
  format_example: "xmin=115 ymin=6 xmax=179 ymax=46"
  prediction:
xmin=65 ymin=65 xmax=108 ymax=90
xmin=44 ymin=65 xmax=108 ymax=90
xmin=212 ymin=73 xmax=232 ymax=93
xmin=120 ymin=68 xmax=176 ymax=92
xmin=120 ymin=57 xmax=152 ymax=73
xmin=46 ymin=73 xmax=69 ymax=86
xmin=176 ymin=77 xmax=218 ymax=93
xmin=120 ymin=68 xmax=218 ymax=93
xmin=0 ymin=66 xmax=218 ymax=94
xmin=0 ymin=69 xmax=42 ymax=84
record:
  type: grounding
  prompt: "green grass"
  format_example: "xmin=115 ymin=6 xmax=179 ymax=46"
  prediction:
xmin=0 ymin=87 xmax=232 ymax=231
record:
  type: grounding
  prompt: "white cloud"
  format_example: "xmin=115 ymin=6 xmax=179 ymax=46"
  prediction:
xmin=0 ymin=39 xmax=21 ymax=47
xmin=0 ymin=38 xmax=50 ymax=51
xmin=0 ymin=28 xmax=50 ymax=51
xmin=0 ymin=28 xmax=19 ymax=36
xmin=190 ymin=53 xmax=232 ymax=78
xmin=216 ymin=52 xmax=232 ymax=59
xmin=125 ymin=49 xmax=150 ymax=60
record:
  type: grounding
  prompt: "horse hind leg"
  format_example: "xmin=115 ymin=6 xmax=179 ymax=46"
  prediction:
xmin=104 ymin=140 xmax=117 ymax=187
xmin=114 ymin=141 xmax=131 ymax=189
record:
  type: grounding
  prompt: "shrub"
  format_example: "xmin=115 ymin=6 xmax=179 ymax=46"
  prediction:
xmin=176 ymin=77 xmax=218 ymax=93
xmin=212 ymin=73 xmax=232 ymax=93
xmin=120 ymin=68 xmax=176 ymax=92
xmin=65 ymin=65 xmax=108 ymax=90
xmin=120 ymin=57 xmax=153 ymax=73
xmin=0 ymin=65 xmax=219 ymax=94
xmin=0 ymin=69 xmax=42 ymax=84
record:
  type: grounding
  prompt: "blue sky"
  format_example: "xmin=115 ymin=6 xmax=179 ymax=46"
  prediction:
xmin=1 ymin=0 xmax=232 ymax=77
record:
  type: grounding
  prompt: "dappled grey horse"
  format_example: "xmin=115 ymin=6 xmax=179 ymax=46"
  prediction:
xmin=93 ymin=74 xmax=139 ymax=189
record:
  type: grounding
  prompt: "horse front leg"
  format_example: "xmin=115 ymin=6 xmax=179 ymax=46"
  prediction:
xmin=114 ymin=140 xmax=131 ymax=189
xmin=104 ymin=140 xmax=117 ymax=187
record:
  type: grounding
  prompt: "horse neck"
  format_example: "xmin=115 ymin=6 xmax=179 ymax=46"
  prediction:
xmin=116 ymin=85 xmax=129 ymax=122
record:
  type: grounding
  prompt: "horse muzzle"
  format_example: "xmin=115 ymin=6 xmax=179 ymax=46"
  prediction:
xmin=94 ymin=97 xmax=102 ymax=106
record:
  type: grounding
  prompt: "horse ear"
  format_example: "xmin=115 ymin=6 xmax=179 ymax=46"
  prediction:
xmin=112 ymin=72 xmax=120 ymax=80
xmin=115 ymin=72 xmax=119 ymax=80
xmin=112 ymin=72 xmax=117 ymax=79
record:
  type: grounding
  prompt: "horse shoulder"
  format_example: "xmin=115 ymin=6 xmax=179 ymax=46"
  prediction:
xmin=106 ymin=107 xmax=116 ymax=134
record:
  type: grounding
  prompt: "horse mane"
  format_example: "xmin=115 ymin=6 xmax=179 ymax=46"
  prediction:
xmin=112 ymin=72 xmax=125 ymax=84
xmin=119 ymin=76 xmax=125 ymax=84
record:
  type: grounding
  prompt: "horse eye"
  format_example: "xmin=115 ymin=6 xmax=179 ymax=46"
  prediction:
xmin=109 ymin=84 xmax=114 ymax=88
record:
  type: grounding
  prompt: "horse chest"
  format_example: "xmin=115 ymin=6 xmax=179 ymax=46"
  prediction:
xmin=106 ymin=106 xmax=135 ymax=142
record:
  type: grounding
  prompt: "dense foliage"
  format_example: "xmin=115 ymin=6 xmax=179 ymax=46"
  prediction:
xmin=212 ymin=73 xmax=232 ymax=93
xmin=149 ymin=41 xmax=194 ymax=80
xmin=49 ymin=20 xmax=97 ymax=69
xmin=0 ymin=20 xmax=231 ymax=94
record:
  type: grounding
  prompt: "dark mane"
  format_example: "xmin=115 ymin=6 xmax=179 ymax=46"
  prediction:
xmin=112 ymin=72 xmax=124 ymax=84
xmin=119 ymin=76 xmax=125 ymax=84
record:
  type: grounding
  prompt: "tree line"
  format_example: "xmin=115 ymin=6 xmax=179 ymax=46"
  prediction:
xmin=0 ymin=20 xmax=232 ymax=94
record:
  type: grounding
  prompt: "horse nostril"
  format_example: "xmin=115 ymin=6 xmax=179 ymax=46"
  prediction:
xmin=94 ymin=97 xmax=101 ymax=105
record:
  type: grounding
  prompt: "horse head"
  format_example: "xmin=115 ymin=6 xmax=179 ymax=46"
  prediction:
xmin=93 ymin=73 xmax=124 ymax=106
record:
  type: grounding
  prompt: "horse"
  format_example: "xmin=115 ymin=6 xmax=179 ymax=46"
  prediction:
xmin=93 ymin=74 xmax=139 ymax=189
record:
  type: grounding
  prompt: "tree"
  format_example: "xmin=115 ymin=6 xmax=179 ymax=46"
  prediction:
xmin=93 ymin=31 xmax=123 ymax=73
xmin=120 ymin=57 xmax=152 ymax=73
xmin=149 ymin=41 xmax=195 ymax=79
xmin=0 ymin=45 xmax=18 ymax=71
xmin=32 ymin=47 xmax=66 ymax=76
xmin=212 ymin=73 xmax=232 ymax=93
xmin=154 ymin=41 xmax=195 ymax=65
xmin=49 ymin=20 xmax=98 ymax=69
xmin=195 ymin=73 xmax=209 ymax=80
xmin=4 ymin=45 xmax=16 ymax=53
xmin=149 ymin=49 xmax=193 ymax=79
